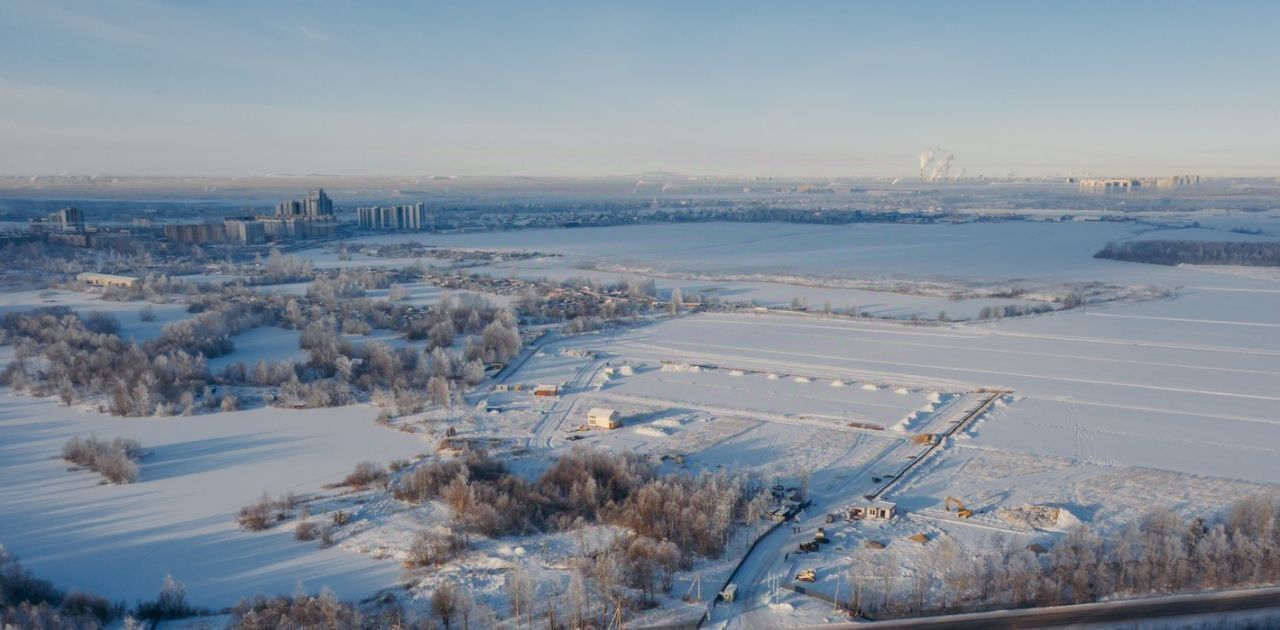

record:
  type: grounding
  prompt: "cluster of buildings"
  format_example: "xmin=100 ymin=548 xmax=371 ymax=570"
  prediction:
xmin=164 ymin=189 xmax=339 ymax=244
xmin=356 ymin=202 xmax=434 ymax=231
xmin=29 ymin=207 xmax=85 ymax=233
xmin=275 ymin=188 xmax=335 ymax=219
xmin=1077 ymin=175 xmax=1200 ymax=193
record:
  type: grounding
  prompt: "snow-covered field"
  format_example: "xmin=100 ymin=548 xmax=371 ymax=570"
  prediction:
xmin=592 ymin=304 xmax=1280 ymax=484
xmin=0 ymin=395 xmax=428 ymax=608
xmin=2 ymin=216 xmax=1279 ymax=625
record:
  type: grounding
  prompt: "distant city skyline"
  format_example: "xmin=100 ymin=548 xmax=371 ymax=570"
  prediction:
xmin=1 ymin=0 xmax=1278 ymax=177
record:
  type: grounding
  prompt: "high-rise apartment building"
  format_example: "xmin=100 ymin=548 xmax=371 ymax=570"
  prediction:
xmin=275 ymin=189 xmax=334 ymax=218
xmin=356 ymin=203 xmax=432 ymax=231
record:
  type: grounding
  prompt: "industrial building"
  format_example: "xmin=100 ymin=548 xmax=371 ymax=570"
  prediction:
xmin=1079 ymin=175 xmax=1199 ymax=193
xmin=1078 ymin=178 xmax=1141 ymax=193
xmin=77 ymin=272 xmax=138 ymax=289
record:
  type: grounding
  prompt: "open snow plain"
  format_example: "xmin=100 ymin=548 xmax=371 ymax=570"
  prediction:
xmin=3 ymin=216 xmax=1280 ymax=625
xmin=0 ymin=396 xmax=428 ymax=607
xmin=595 ymin=297 xmax=1280 ymax=484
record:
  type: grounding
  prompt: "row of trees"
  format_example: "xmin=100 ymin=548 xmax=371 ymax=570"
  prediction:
xmin=976 ymin=303 xmax=1055 ymax=320
xmin=852 ymin=494 xmax=1280 ymax=620
xmin=1096 ymin=240 xmax=1280 ymax=267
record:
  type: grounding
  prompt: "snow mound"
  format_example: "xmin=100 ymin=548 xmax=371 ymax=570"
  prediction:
xmin=861 ymin=384 xmax=879 ymax=391
xmin=661 ymin=362 xmax=701 ymax=373
xmin=998 ymin=505 xmax=1082 ymax=531
xmin=926 ymin=391 xmax=941 ymax=403
xmin=794 ymin=376 xmax=811 ymax=383
xmin=728 ymin=369 xmax=745 ymax=376
xmin=890 ymin=411 xmax=919 ymax=433
xmin=653 ymin=417 xmax=684 ymax=428
xmin=618 ymin=364 xmax=635 ymax=376
xmin=634 ymin=426 xmax=670 ymax=437
xmin=830 ymin=380 xmax=846 ymax=387
xmin=766 ymin=373 xmax=780 ymax=380
xmin=894 ymin=387 xmax=910 ymax=395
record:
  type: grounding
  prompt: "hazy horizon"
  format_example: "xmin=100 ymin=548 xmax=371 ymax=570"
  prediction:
xmin=3 ymin=0 xmax=1279 ymax=178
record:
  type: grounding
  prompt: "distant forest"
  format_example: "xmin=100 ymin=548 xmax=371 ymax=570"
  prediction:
xmin=1095 ymin=240 xmax=1280 ymax=267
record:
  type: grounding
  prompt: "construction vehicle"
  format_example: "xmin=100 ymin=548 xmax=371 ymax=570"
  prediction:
xmin=720 ymin=583 xmax=738 ymax=603
xmin=814 ymin=527 xmax=828 ymax=543
xmin=944 ymin=496 xmax=973 ymax=518
xmin=795 ymin=569 xmax=816 ymax=583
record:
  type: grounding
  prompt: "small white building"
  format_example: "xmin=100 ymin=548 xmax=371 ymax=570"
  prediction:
xmin=587 ymin=407 xmax=621 ymax=429
xmin=850 ymin=499 xmax=896 ymax=521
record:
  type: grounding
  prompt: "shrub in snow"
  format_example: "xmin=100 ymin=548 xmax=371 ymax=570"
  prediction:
xmin=431 ymin=581 xmax=462 ymax=628
xmin=331 ymin=510 xmax=351 ymax=526
xmin=406 ymin=529 xmax=465 ymax=567
xmin=342 ymin=461 xmax=389 ymax=489
xmin=294 ymin=509 xmax=320 ymax=541
xmin=135 ymin=575 xmax=203 ymax=622
xmin=237 ymin=492 xmax=289 ymax=531
xmin=229 ymin=592 xmax=359 ymax=629
xmin=62 ymin=436 xmax=143 ymax=484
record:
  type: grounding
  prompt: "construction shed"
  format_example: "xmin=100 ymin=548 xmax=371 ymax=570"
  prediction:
xmin=587 ymin=408 xmax=621 ymax=429
xmin=533 ymin=384 xmax=559 ymax=397
xmin=850 ymin=499 xmax=896 ymax=521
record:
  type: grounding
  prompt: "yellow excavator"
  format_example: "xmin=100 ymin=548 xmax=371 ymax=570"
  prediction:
xmin=945 ymin=496 xmax=973 ymax=518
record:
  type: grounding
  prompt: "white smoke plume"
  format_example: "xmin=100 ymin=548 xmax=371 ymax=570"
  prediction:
xmin=917 ymin=146 xmax=956 ymax=181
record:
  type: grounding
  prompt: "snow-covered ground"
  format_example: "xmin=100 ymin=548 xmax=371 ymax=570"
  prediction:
xmin=206 ymin=327 xmax=306 ymax=372
xmin=3 ymin=216 xmax=1279 ymax=624
xmin=0 ymin=395 xmax=428 ymax=608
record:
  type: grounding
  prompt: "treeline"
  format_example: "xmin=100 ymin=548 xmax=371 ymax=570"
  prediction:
xmin=220 ymin=291 xmax=521 ymax=412
xmin=851 ymin=494 xmax=1280 ymax=620
xmin=977 ymin=303 xmax=1054 ymax=320
xmin=1096 ymin=240 xmax=1280 ymax=267
xmin=0 ymin=546 xmax=208 ymax=629
xmin=1 ymin=268 xmax=525 ymax=415
xmin=391 ymin=447 xmax=764 ymax=620
xmin=0 ymin=308 xmax=217 ymax=416
xmin=394 ymin=447 xmax=758 ymax=559
xmin=0 ymin=237 xmax=206 ymax=279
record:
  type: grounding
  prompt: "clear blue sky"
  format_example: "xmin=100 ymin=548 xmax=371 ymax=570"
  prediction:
xmin=2 ymin=0 xmax=1277 ymax=177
